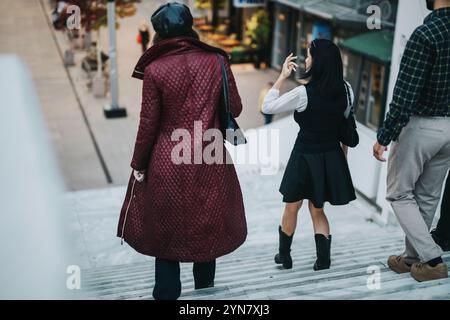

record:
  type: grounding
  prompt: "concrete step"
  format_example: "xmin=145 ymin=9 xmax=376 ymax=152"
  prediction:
xmin=67 ymin=171 xmax=448 ymax=300
xmin=81 ymin=235 xmax=450 ymax=300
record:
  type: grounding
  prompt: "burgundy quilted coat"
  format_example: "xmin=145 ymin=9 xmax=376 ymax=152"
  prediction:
xmin=117 ymin=36 xmax=247 ymax=262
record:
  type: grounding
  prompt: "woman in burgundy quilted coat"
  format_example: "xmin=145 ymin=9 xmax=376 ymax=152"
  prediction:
xmin=116 ymin=3 xmax=247 ymax=300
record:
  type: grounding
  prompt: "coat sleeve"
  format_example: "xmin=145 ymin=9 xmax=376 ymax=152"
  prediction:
xmin=130 ymin=67 xmax=161 ymax=171
xmin=224 ymin=58 xmax=243 ymax=118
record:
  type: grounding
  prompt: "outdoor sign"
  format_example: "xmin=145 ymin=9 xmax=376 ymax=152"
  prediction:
xmin=312 ymin=21 xmax=332 ymax=40
xmin=233 ymin=0 xmax=266 ymax=8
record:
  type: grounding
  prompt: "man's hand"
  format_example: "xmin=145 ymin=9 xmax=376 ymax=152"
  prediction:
xmin=133 ymin=169 xmax=145 ymax=182
xmin=373 ymin=142 xmax=388 ymax=162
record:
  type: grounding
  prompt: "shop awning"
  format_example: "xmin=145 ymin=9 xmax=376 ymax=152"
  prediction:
xmin=270 ymin=0 xmax=395 ymax=30
xmin=339 ymin=31 xmax=394 ymax=64
xmin=273 ymin=0 xmax=352 ymax=18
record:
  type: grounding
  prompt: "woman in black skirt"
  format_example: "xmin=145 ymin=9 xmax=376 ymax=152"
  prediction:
xmin=262 ymin=39 xmax=357 ymax=271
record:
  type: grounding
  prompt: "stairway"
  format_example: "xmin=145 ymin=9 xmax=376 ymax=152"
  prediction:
xmin=80 ymin=235 xmax=450 ymax=300
xmin=66 ymin=171 xmax=450 ymax=300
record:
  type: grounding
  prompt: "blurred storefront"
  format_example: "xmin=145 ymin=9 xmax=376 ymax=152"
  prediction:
xmin=340 ymin=31 xmax=393 ymax=131
xmin=192 ymin=0 xmax=270 ymax=66
xmin=340 ymin=30 xmax=394 ymax=217
xmin=268 ymin=0 xmax=397 ymax=72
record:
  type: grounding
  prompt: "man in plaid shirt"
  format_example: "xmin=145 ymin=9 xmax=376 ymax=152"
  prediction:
xmin=373 ymin=0 xmax=450 ymax=282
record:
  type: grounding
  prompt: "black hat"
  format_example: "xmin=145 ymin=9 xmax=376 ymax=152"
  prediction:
xmin=151 ymin=2 xmax=194 ymax=39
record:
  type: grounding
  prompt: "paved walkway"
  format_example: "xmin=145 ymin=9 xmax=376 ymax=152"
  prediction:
xmin=1 ymin=0 xmax=296 ymax=190
xmin=0 ymin=0 xmax=107 ymax=189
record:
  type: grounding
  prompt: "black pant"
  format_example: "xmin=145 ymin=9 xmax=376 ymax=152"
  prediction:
xmin=435 ymin=171 xmax=450 ymax=240
xmin=152 ymin=258 xmax=216 ymax=300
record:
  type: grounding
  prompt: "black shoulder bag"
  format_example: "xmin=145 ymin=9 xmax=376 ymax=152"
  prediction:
xmin=339 ymin=82 xmax=359 ymax=148
xmin=217 ymin=54 xmax=247 ymax=146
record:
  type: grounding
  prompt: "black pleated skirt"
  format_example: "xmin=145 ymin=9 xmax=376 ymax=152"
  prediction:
xmin=279 ymin=145 xmax=356 ymax=208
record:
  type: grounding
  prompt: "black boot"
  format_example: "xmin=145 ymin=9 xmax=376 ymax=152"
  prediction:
xmin=274 ymin=226 xmax=294 ymax=269
xmin=313 ymin=234 xmax=332 ymax=271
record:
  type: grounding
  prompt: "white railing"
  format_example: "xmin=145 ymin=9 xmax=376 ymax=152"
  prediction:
xmin=0 ymin=55 xmax=79 ymax=299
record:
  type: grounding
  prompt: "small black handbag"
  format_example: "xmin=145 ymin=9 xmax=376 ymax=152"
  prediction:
xmin=339 ymin=82 xmax=359 ymax=148
xmin=217 ymin=54 xmax=247 ymax=146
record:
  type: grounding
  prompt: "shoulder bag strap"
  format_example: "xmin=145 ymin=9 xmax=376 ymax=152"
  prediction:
xmin=343 ymin=81 xmax=353 ymax=119
xmin=217 ymin=53 xmax=230 ymax=114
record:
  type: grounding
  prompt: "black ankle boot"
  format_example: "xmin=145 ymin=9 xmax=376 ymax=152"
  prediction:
xmin=313 ymin=234 xmax=332 ymax=271
xmin=274 ymin=226 xmax=294 ymax=269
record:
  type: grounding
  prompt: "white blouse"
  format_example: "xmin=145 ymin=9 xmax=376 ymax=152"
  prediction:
xmin=262 ymin=82 xmax=354 ymax=117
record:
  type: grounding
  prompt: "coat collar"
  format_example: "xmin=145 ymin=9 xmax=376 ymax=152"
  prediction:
xmin=131 ymin=36 xmax=228 ymax=80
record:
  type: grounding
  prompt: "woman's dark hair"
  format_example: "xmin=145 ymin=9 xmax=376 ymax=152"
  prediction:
xmin=152 ymin=28 xmax=200 ymax=45
xmin=300 ymin=39 xmax=344 ymax=96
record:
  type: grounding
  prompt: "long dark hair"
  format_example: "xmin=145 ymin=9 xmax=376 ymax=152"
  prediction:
xmin=300 ymin=39 xmax=344 ymax=96
xmin=152 ymin=28 xmax=200 ymax=45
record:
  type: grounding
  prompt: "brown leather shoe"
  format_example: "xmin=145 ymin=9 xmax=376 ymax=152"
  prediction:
xmin=387 ymin=255 xmax=412 ymax=274
xmin=411 ymin=262 xmax=448 ymax=282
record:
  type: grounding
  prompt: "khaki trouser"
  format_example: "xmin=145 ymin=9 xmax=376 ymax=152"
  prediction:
xmin=386 ymin=116 xmax=450 ymax=263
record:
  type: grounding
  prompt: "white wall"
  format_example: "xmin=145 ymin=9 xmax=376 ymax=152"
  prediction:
xmin=0 ymin=55 xmax=80 ymax=299
xmin=347 ymin=126 xmax=381 ymax=200
xmin=348 ymin=0 xmax=430 ymax=222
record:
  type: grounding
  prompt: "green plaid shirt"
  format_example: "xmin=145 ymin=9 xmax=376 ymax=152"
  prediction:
xmin=377 ymin=7 xmax=450 ymax=146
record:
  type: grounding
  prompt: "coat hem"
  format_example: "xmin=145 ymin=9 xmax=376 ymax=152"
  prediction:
xmin=118 ymin=234 xmax=247 ymax=263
